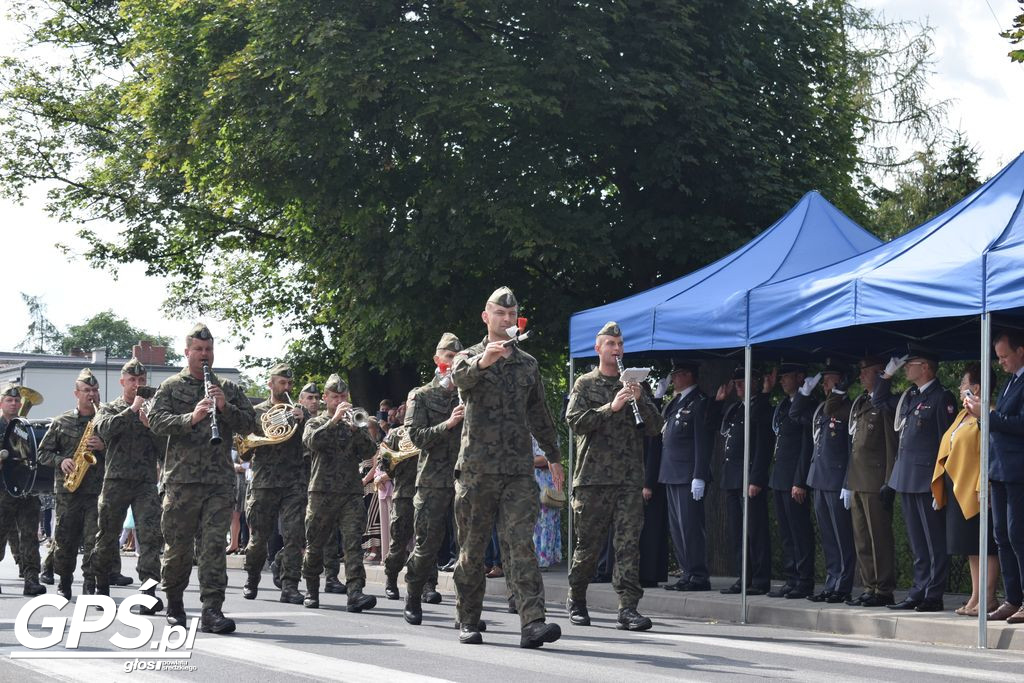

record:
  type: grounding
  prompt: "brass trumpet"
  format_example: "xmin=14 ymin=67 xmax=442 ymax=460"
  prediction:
xmin=344 ymin=406 xmax=370 ymax=429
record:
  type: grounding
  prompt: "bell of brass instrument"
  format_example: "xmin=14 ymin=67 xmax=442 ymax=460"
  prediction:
xmin=375 ymin=427 xmax=420 ymax=490
xmin=17 ymin=387 xmax=43 ymax=417
xmin=234 ymin=401 xmax=299 ymax=460
xmin=345 ymin=406 xmax=370 ymax=429
xmin=65 ymin=401 xmax=99 ymax=492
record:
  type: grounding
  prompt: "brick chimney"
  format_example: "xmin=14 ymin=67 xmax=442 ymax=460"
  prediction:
xmin=69 ymin=348 xmax=87 ymax=358
xmin=133 ymin=340 xmax=167 ymax=366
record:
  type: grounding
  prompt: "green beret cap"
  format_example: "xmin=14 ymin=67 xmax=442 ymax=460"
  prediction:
xmin=121 ymin=358 xmax=147 ymax=376
xmin=324 ymin=374 xmax=349 ymax=394
xmin=269 ymin=362 xmax=293 ymax=379
xmin=76 ymin=368 xmax=99 ymax=387
xmin=487 ymin=286 xmax=517 ymax=308
xmin=597 ymin=321 xmax=622 ymax=338
xmin=187 ymin=323 xmax=213 ymax=341
xmin=436 ymin=332 xmax=463 ymax=352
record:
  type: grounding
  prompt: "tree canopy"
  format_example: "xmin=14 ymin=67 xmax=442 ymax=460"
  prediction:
xmin=1004 ymin=2 xmax=1024 ymax=63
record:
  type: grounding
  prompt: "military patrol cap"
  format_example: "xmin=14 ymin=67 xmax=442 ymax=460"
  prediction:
xmin=269 ymin=362 xmax=293 ymax=379
xmin=436 ymin=332 xmax=463 ymax=352
xmin=76 ymin=368 xmax=99 ymax=387
xmin=906 ymin=345 xmax=939 ymax=364
xmin=121 ymin=358 xmax=147 ymax=376
xmin=778 ymin=362 xmax=807 ymax=375
xmin=1 ymin=382 xmax=20 ymax=398
xmin=487 ymin=286 xmax=518 ymax=308
xmin=597 ymin=321 xmax=622 ymax=338
xmin=324 ymin=373 xmax=349 ymax=394
xmin=187 ymin=323 xmax=213 ymax=342
xmin=299 ymin=382 xmax=319 ymax=395
xmin=669 ymin=359 xmax=700 ymax=375
xmin=858 ymin=355 xmax=887 ymax=369
xmin=731 ymin=366 xmax=762 ymax=382
xmin=820 ymin=362 xmax=844 ymax=376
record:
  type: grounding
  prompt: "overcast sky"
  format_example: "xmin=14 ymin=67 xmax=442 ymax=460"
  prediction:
xmin=1 ymin=1 xmax=1022 ymax=372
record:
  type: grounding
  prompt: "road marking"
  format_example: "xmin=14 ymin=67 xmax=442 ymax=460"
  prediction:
xmin=7 ymin=655 xmax=180 ymax=681
xmin=225 ymin=610 xmax=327 ymax=619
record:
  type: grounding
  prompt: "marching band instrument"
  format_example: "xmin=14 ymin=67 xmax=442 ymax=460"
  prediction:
xmin=1 ymin=417 xmax=54 ymax=497
xmin=344 ymin=406 xmax=370 ymax=429
xmin=615 ymin=355 xmax=645 ymax=429
xmin=64 ymin=400 xmax=99 ymax=492
xmin=234 ymin=398 xmax=299 ymax=460
xmin=501 ymin=317 xmax=531 ymax=347
xmin=374 ymin=427 xmax=420 ymax=490
xmin=17 ymin=387 xmax=43 ymax=417
xmin=202 ymin=362 xmax=222 ymax=445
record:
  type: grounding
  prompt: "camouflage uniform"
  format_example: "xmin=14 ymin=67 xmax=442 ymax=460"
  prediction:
xmin=403 ymin=376 xmax=461 ymax=596
xmin=93 ymin=391 xmax=164 ymax=587
xmin=0 ymin=412 xmax=42 ymax=588
xmin=382 ymin=426 xmax=418 ymax=582
xmin=565 ymin=365 xmax=664 ymax=610
xmin=451 ymin=333 xmax=561 ymax=628
xmin=243 ymin=397 xmax=310 ymax=594
xmin=149 ymin=367 xmax=256 ymax=609
xmin=302 ymin=412 xmax=378 ymax=590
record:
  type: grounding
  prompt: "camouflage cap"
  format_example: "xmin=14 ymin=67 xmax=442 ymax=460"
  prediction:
xmin=324 ymin=373 xmax=349 ymax=394
xmin=187 ymin=323 xmax=213 ymax=341
xmin=76 ymin=368 xmax=99 ymax=387
xmin=597 ymin=321 xmax=622 ymax=338
xmin=121 ymin=358 xmax=147 ymax=376
xmin=436 ymin=332 xmax=463 ymax=352
xmin=269 ymin=362 xmax=293 ymax=379
xmin=1 ymin=382 xmax=20 ymax=398
xmin=487 ymin=286 xmax=517 ymax=308
xmin=299 ymin=382 xmax=319 ymax=395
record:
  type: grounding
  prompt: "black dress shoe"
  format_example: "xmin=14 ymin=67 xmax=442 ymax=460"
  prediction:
xmin=766 ymin=585 xmax=794 ymax=598
xmin=663 ymin=579 xmax=688 ymax=591
xmin=806 ymin=590 xmax=831 ymax=603
xmin=887 ymin=597 xmax=922 ymax=610
xmin=679 ymin=581 xmax=711 ymax=592
xmin=915 ymin=599 xmax=944 ymax=612
xmin=846 ymin=592 xmax=871 ymax=606
xmin=520 ymin=620 xmax=561 ymax=649
xmin=785 ymin=589 xmax=811 ymax=600
xmin=747 ymin=586 xmax=768 ymax=596
xmin=860 ymin=593 xmax=895 ymax=607
xmin=720 ymin=583 xmax=742 ymax=595
xmin=826 ymin=592 xmax=851 ymax=604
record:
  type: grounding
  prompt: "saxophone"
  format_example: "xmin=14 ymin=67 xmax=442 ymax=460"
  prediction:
xmin=65 ymin=401 xmax=99 ymax=492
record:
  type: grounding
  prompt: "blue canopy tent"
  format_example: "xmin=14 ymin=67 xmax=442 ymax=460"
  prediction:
xmin=746 ymin=151 xmax=1024 ymax=647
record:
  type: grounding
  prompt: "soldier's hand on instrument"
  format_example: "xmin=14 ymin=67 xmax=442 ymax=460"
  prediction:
xmin=549 ymin=462 xmax=564 ymax=491
xmin=138 ymin=409 xmax=151 ymax=429
xmin=446 ymin=404 xmax=465 ymax=429
xmin=611 ymin=387 xmax=633 ymax=412
xmin=791 ymin=485 xmax=806 ymax=504
xmin=131 ymin=395 xmax=146 ymax=412
xmin=478 ymin=341 xmax=507 ymax=368
xmin=60 ymin=458 xmax=76 ymax=475
xmin=191 ymin=397 xmax=213 ymax=425
xmin=291 ymin=406 xmax=304 ymax=421
xmin=87 ymin=435 xmax=106 ymax=451
xmin=207 ymin=384 xmax=226 ymax=410
xmin=642 ymin=487 xmax=653 ymax=502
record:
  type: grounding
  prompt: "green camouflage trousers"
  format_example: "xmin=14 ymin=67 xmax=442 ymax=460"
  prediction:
xmin=403 ymin=487 xmax=449 ymax=593
xmin=0 ymin=495 xmax=40 ymax=582
xmin=303 ymin=491 xmax=366 ymax=591
xmin=93 ymin=479 xmax=163 ymax=583
xmin=323 ymin=526 xmax=341 ymax=578
xmin=53 ymin=492 xmax=99 ymax=581
xmin=161 ymin=483 xmax=232 ymax=608
xmin=244 ymin=486 xmax=306 ymax=589
xmin=384 ymin=496 xmax=414 ymax=579
xmin=453 ymin=472 xmax=545 ymax=627
xmin=568 ymin=484 xmax=644 ymax=610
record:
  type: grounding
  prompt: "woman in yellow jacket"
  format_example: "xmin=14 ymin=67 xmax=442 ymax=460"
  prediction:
xmin=932 ymin=363 xmax=1000 ymax=616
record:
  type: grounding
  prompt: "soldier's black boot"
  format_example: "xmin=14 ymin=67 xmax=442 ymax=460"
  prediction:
xmin=57 ymin=576 xmax=72 ymax=601
xmin=384 ymin=574 xmax=400 ymax=600
xmin=404 ymin=593 xmax=422 ymax=625
xmin=453 ymin=619 xmax=487 ymax=632
xmin=270 ymin=559 xmax=282 ymax=589
xmin=567 ymin=597 xmax=591 ymax=626
xmin=346 ymin=588 xmax=377 ymax=613
xmin=242 ymin=571 xmax=259 ymax=600
xmin=40 ymin=568 xmax=54 ymax=585
xmin=200 ymin=606 xmax=236 ymax=634
xmin=110 ymin=572 xmax=133 ymax=587
xmin=83 ymin=576 xmax=96 ymax=595
xmin=508 ymin=595 xmax=518 ymax=613
xmin=324 ymin=575 xmax=347 ymax=594
xmin=458 ymin=623 xmax=483 ymax=645
xmin=520 ymin=620 xmax=561 ymax=649
xmin=303 ymin=579 xmax=319 ymax=609
xmin=616 ymin=607 xmax=653 ymax=632
xmin=422 ymin=584 xmax=442 ymax=605
xmin=23 ymin=578 xmax=46 ymax=596
xmin=280 ymin=582 xmax=304 ymax=605
xmin=165 ymin=595 xmax=186 ymax=627
xmin=94 ymin=576 xmax=110 ymax=597
xmin=138 ymin=586 xmax=164 ymax=615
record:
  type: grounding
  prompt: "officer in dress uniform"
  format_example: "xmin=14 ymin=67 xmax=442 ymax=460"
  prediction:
xmin=873 ymin=347 xmax=956 ymax=612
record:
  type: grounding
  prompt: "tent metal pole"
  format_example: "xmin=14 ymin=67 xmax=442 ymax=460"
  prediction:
xmin=979 ymin=314 xmax=992 ymax=649
xmin=567 ymin=356 xmax=575 ymax=570
xmin=741 ymin=345 xmax=752 ymax=624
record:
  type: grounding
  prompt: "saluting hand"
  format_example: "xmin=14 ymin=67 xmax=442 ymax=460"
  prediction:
xmin=716 ymin=382 xmax=731 ymax=401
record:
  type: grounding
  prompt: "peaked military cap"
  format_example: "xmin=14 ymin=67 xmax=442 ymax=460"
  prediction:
xmin=858 ymin=355 xmax=887 ymax=369
xmin=324 ymin=373 xmax=349 ymax=394
xmin=76 ymin=368 xmax=99 ymax=387
xmin=820 ymin=362 xmax=845 ymax=376
xmin=121 ymin=358 xmax=147 ymax=376
xmin=300 ymin=382 xmax=319 ymax=395
xmin=731 ymin=366 xmax=762 ymax=382
xmin=187 ymin=323 xmax=213 ymax=341
xmin=1 ymin=382 xmax=20 ymax=398
xmin=269 ymin=362 xmax=293 ymax=378
xmin=597 ymin=321 xmax=622 ymax=338
xmin=436 ymin=332 xmax=463 ymax=352
xmin=670 ymin=359 xmax=700 ymax=374
xmin=778 ymin=362 xmax=807 ymax=375
xmin=487 ymin=286 xmax=518 ymax=308
xmin=906 ymin=345 xmax=940 ymax=364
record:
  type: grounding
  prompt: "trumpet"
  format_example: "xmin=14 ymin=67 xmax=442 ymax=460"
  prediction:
xmin=344 ymin=406 xmax=370 ymax=429
xmin=202 ymin=362 xmax=222 ymax=445
xmin=615 ymin=355 xmax=645 ymax=429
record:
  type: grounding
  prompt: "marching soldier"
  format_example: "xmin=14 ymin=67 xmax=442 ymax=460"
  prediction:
xmin=403 ymin=332 xmax=465 ymax=625
xmin=873 ymin=348 xmax=956 ymax=611
xmin=0 ymin=383 xmax=46 ymax=595
xmin=149 ymin=323 xmax=256 ymax=634
xmin=301 ymin=374 xmax=378 ymax=612
xmin=92 ymin=359 xmax=164 ymax=611
xmin=242 ymin=363 xmax=309 ymax=604
xmin=381 ymin=411 xmax=417 ymax=601
xmin=565 ymin=321 xmax=663 ymax=631
xmin=37 ymin=369 xmax=106 ymax=600
xmin=450 ymin=286 xmax=563 ymax=648
xmin=844 ymin=356 xmax=898 ymax=607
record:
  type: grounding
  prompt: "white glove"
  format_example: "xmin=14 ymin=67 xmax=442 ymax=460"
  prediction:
xmin=798 ymin=373 xmax=822 ymax=396
xmin=931 ymin=497 xmax=939 ymax=511
xmin=691 ymin=479 xmax=705 ymax=501
xmin=654 ymin=377 xmax=670 ymax=400
xmin=885 ymin=355 xmax=909 ymax=376
xmin=840 ymin=489 xmax=852 ymax=510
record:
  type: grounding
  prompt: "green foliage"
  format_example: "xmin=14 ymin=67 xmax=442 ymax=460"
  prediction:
xmin=60 ymin=310 xmax=181 ymax=362
xmin=16 ymin=293 xmax=64 ymax=354
xmin=1003 ymin=2 xmax=1024 ymax=63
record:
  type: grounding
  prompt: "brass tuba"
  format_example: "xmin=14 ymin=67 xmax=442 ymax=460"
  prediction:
xmin=234 ymin=401 xmax=299 ymax=460
xmin=17 ymin=387 xmax=43 ymax=417
xmin=65 ymin=400 xmax=99 ymax=492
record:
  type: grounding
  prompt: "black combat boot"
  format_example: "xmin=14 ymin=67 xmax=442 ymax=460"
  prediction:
xmin=94 ymin=576 xmax=110 ymax=596
xmin=303 ymin=579 xmax=319 ymax=609
xmin=422 ymin=585 xmax=442 ymax=605
xmin=270 ymin=559 xmax=282 ymax=589
xmin=165 ymin=595 xmax=186 ymax=627
xmin=346 ymin=588 xmax=377 ymax=613
xmin=458 ymin=623 xmax=483 ymax=645
xmin=324 ymin=575 xmax=346 ymax=594
xmin=280 ymin=582 xmax=304 ymax=605
xmin=138 ymin=585 xmax=164 ymax=615
xmin=616 ymin=607 xmax=653 ymax=631
xmin=200 ymin=606 xmax=236 ymax=634
xmin=57 ymin=576 xmax=72 ymax=601
xmin=40 ymin=568 xmax=54 ymax=585
xmin=242 ymin=572 xmax=259 ymax=600
xmin=403 ymin=593 xmax=422 ymax=625
xmin=508 ymin=595 xmax=518 ymax=613
xmin=110 ymin=572 xmax=134 ymax=587
xmin=384 ymin=574 xmax=400 ymax=600
xmin=567 ymin=597 xmax=591 ymax=626
xmin=23 ymin=578 xmax=46 ymax=596
xmin=83 ymin=576 xmax=96 ymax=595
xmin=520 ymin=620 xmax=561 ymax=649
xmin=453 ymin=619 xmax=487 ymax=631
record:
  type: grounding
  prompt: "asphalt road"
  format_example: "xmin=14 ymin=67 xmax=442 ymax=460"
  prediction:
xmin=1 ymin=554 xmax=1023 ymax=682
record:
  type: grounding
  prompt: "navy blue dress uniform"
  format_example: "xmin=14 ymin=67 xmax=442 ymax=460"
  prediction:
xmin=659 ymin=360 xmax=712 ymax=591
xmin=713 ymin=368 xmax=772 ymax=594
xmin=791 ymin=369 xmax=856 ymax=602
xmin=873 ymin=350 xmax=956 ymax=611
xmin=767 ymin=363 xmax=815 ymax=598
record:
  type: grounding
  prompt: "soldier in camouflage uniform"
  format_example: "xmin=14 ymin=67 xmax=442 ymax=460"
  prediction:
xmin=301 ymin=374 xmax=378 ymax=612
xmin=38 ymin=368 xmax=106 ymax=601
xmin=402 ymin=332 xmax=464 ymax=625
xmin=450 ymin=287 xmax=564 ymax=648
xmin=149 ymin=323 xmax=256 ymax=634
xmin=0 ymin=383 xmax=46 ymax=595
xmin=565 ymin=322 xmax=662 ymax=631
xmin=381 ymin=406 xmax=417 ymax=601
xmin=92 ymin=358 xmax=164 ymax=611
xmin=242 ymin=363 xmax=310 ymax=604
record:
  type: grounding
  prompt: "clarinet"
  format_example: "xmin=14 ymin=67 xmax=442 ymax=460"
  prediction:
xmin=615 ymin=355 xmax=645 ymax=429
xmin=202 ymin=362 xmax=222 ymax=445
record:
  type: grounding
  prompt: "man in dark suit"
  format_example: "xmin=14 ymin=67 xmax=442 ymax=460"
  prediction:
xmin=873 ymin=347 xmax=956 ymax=612
xmin=967 ymin=330 xmax=1024 ymax=623
xmin=765 ymin=363 xmax=815 ymax=599
xmin=659 ymin=360 xmax=712 ymax=591
xmin=713 ymin=367 xmax=772 ymax=595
